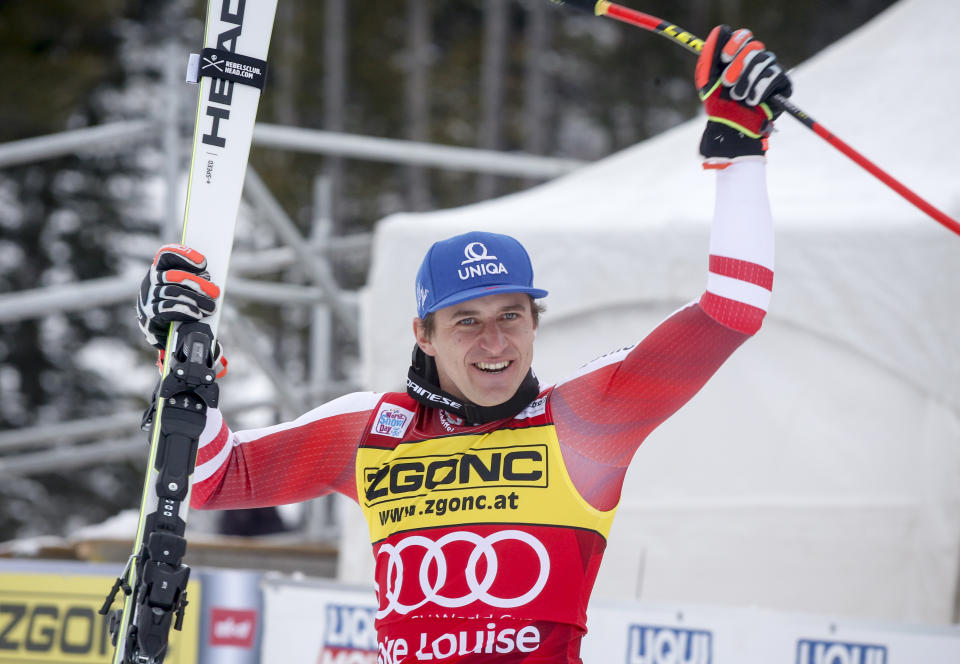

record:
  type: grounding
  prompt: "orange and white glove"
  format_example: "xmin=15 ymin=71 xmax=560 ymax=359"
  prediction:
xmin=137 ymin=244 xmax=226 ymax=377
xmin=695 ymin=25 xmax=793 ymax=168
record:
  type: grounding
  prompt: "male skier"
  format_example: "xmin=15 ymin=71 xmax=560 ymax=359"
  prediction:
xmin=137 ymin=26 xmax=791 ymax=663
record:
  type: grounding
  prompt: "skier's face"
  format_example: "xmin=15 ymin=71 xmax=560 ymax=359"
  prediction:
xmin=414 ymin=292 xmax=537 ymax=407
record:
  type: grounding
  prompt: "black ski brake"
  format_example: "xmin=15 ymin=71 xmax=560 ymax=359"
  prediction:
xmin=100 ymin=322 xmax=219 ymax=663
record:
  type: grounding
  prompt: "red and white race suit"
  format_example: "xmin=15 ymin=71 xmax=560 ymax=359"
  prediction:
xmin=191 ymin=161 xmax=774 ymax=663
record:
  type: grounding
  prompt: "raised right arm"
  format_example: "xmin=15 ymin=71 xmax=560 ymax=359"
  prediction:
xmin=190 ymin=391 xmax=382 ymax=509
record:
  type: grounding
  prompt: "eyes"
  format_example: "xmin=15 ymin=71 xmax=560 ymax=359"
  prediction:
xmin=455 ymin=311 xmax=521 ymax=327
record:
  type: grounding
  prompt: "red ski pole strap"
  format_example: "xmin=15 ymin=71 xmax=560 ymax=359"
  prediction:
xmin=198 ymin=47 xmax=269 ymax=90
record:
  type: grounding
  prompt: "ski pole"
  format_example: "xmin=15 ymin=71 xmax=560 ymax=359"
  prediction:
xmin=549 ymin=0 xmax=960 ymax=238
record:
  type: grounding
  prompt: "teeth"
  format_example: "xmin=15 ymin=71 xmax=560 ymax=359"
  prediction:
xmin=476 ymin=361 xmax=510 ymax=371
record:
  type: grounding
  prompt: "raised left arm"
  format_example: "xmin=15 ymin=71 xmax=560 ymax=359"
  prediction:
xmin=552 ymin=25 xmax=791 ymax=510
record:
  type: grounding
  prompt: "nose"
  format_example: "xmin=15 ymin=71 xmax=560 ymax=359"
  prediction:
xmin=477 ymin=320 xmax=508 ymax=353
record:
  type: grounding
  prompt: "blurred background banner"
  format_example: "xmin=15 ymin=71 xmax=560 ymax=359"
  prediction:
xmin=2 ymin=560 xmax=959 ymax=663
xmin=0 ymin=560 xmax=268 ymax=664
xmin=1 ymin=0 xmax=958 ymax=650
xmin=0 ymin=561 xmax=201 ymax=664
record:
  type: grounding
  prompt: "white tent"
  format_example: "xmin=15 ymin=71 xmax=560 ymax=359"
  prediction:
xmin=344 ymin=0 xmax=960 ymax=624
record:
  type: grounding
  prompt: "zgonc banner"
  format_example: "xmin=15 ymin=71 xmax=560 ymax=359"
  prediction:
xmin=0 ymin=565 xmax=199 ymax=664
xmin=0 ymin=560 xmax=261 ymax=664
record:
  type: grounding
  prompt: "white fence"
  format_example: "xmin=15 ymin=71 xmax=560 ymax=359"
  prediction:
xmin=260 ymin=574 xmax=960 ymax=664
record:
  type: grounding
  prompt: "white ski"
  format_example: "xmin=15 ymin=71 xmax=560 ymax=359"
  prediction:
xmin=103 ymin=2 xmax=278 ymax=662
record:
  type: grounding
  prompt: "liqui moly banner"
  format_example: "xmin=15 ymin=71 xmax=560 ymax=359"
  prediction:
xmin=260 ymin=575 xmax=378 ymax=664
xmin=259 ymin=573 xmax=960 ymax=664
xmin=582 ymin=600 xmax=960 ymax=664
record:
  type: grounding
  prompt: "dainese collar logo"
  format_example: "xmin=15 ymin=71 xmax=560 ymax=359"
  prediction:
xmin=458 ymin=242 xmax=508 ymax=280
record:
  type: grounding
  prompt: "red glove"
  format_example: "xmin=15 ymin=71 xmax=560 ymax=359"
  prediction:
xmin=695 ymin=25 xmax=792 ymax=168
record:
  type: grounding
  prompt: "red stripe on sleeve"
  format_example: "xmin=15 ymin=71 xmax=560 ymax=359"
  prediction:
xmin=191 ymin=466 xmax=229 ymax=508
xmin=699 ymin=291 xmax=766 ymax=335
xmin=195 ymin=419 xmax=228 ymax=466
xmin=709 ymin=255 xmax=773 ymax=290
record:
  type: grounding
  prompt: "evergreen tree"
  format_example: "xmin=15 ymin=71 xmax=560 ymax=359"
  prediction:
xmin=0 ymin=0 xmax=199 ymax=540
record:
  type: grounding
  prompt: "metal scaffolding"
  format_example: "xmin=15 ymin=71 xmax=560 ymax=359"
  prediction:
xmin=0 ymin=91 xmax=584 ymax=480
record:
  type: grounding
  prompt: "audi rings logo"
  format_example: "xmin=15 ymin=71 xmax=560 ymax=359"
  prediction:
xmin=460 ymin=242 xmax=496 ymax=265
xmin=376 ymin=530 xmax=550 ymax=619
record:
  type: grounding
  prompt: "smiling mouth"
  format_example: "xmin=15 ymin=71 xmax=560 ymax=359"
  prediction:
xmin=474 ymin=360 xmax=511 ymax=374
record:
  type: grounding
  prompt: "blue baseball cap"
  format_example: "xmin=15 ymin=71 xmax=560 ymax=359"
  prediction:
xmin=415 ymin=231 xmax=548 ymax=318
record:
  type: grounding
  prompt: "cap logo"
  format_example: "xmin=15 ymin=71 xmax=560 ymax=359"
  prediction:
xmin=460 ymin=242 xmax=497 ymax=265
xmin=457 ymin=241 xmax=508 ymax=281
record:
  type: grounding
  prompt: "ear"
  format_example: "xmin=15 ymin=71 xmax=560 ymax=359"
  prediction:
xmin=412 ymin=318 xmax=437 ymax=356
